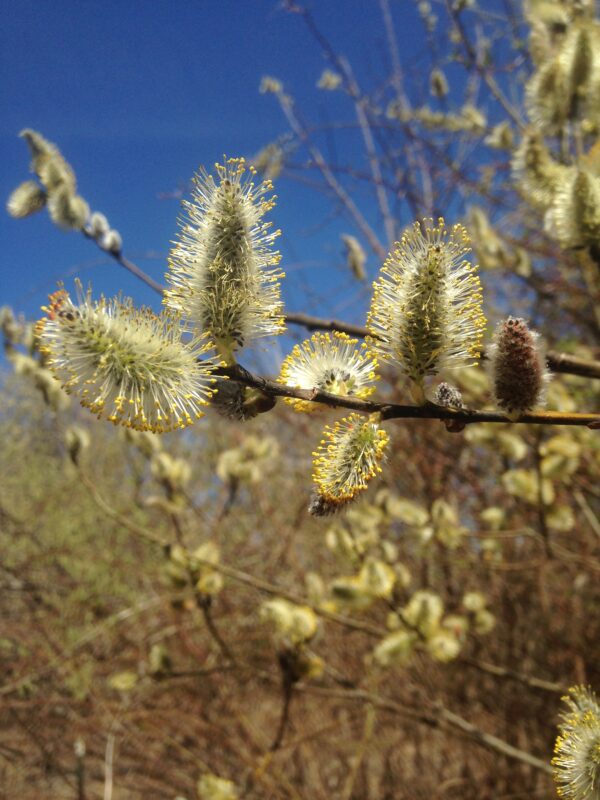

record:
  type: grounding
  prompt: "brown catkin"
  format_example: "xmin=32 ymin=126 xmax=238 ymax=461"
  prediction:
xmin=489 ymin=318 xmax=549 ymax=418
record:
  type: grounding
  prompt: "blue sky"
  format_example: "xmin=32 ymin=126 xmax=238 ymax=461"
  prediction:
xmin=1 ymin=1 xmax=424 ymax=356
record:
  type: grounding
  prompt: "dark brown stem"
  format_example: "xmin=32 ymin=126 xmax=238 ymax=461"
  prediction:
xmin=197 ymin=595 xmax=237 ymax=665
xmin=222 ymin=364 xmax=600 ymax=428
xmin=270 ymin=657 xmax=295 ymax=752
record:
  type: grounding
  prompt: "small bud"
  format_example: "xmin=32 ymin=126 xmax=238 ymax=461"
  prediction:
xmin=261 ymin=599 xmax=319 ymax=645
xmin=330 ymin=576 xmax=375 ymax=610
xmin=210 ymin=379 xmax=275 ymax=420
xmin=7 ymin=180 xmax=47 ymax=218
xmin=442 ymin=614 xmax=469 ymax=641
xmin=488 ymin=317 xmax=550 ymax=418
xmin=484 ymin=121 xmax=514 ymax=150
xmin=429 ymin=68 xmax=449 ymax=98
xmin=251 ymin=141 xmax=285 ymax=180
xmin=341 ymin=234 xmax=367 ymax=280
xmin=148 ymin=643 xmax=172 ymax=677
xmin=434 ymin=382 xmax=465 ymax=432
xmin=32 ymin=367 xmax=71 ymax=411
xmin=473 ymin=609 xmax=496 ymax=634
xmin=426 ymin=630 xmax=461 ymax=662
xmin=259 ymin=75 xmax=283 ymax=94
xmin=197 ymin=774 xmax=239 ymax=800
xmin=547 ymin=168 xmax=600 ymax=248
xmin=89 ymin=211 xmax=110 ymax=238
xmin=317 ymin=69 xmax=342 ymax=90
xmin=64 ymin=425 xmax=91 ymax=465
xmin=512 ymin=131 xmax=570 ymax=209
xmin=123 ymin=429 xmax=162 ymax=458
xmin=20 ymin=129 xmax=76 ymax=190
xmin=434 ymin=382 xmax=463 ymax=408
xmin=463 ymin=590 xmax=487 ymax=612
xmin=151 ymin=452 xmax=192 ymax=493
xmin=358 ymin=557 xmax=396 ymax=599
xmin=373 ymin=630 xmax=418 ymax=667
xmin=99 ymin=228 xmax=122 ymax=253
xmin=39 ymin=158 xmax=76 ymax=192
xmin=9 ymin=352 xmax=38 ymax=377
xmin=403 ymin=590 xmax=444 ymax=637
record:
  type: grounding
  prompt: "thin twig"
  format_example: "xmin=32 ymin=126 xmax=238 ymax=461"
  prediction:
xmin=270 ymin=660 xmax=295 ymax=752
xmin=194 ymin=557 xmax=387 ymax=639
xmin=461 ymin=657 xmax=564 ymax=693
xmin=197 ymin=596 xmax=237 ymax=664
xmin=295 ymin=684 xmax=553 ymax=774
xmin=573 ymin=489 xmax=600 ymax=541
xmin=270 ymin=87 xmax=386 ymax=259
xmin=103 ymin=731 xmax=115 ymax=800
xmin=0 ymin=597 xmax=161 ymax=697
xmin=444 ymin=0 xmax=525 ymax=129
xmin=78 ymin=469 xmax=168 ymax=547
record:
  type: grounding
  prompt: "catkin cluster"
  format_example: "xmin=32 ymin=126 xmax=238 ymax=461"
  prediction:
xmin=7 ymin=133 xmax=559 ymax=517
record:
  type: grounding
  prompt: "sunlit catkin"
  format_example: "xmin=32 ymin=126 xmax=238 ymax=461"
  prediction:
xmin=36 ymin=282 xmax=220 ymax=432
xmin=311 ymin=413 xmax=389 ymax=514
xmin=165 ymin=157 xmax=285 ymax=361
xmin=552 ymin=685 xmax=600 ymax=800
xmin=279 ymin=331 xmax=378 ymax=412
xmin=367 ymin=218 xmax=485 ymax=398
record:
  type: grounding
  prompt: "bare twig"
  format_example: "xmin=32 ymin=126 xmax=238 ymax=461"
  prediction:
xmin=461 ymin=657 xmax=564 ymax=693
xmin=573 ymin=489 xmax=600 ymax=541
xmin=444 ymin=0 xmax=525 ymax=129
xmin=266 ymin=75 xmax=387 ymax=259
xmin=103 ymin=731 xmax=116 ymax=800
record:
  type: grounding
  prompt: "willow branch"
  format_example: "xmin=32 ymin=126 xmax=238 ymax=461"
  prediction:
xmin=460 ymin=657 xmax=564 ymax=694
xmin=193 ymin=557 xmax=387 ymax=639
xmin=224 ymin=363 xmax=600 ymax=428
xmin=83 ymin=230 xmax=164 ymax=295
xmin=78 ymin=469 xmax=169 ymax=547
